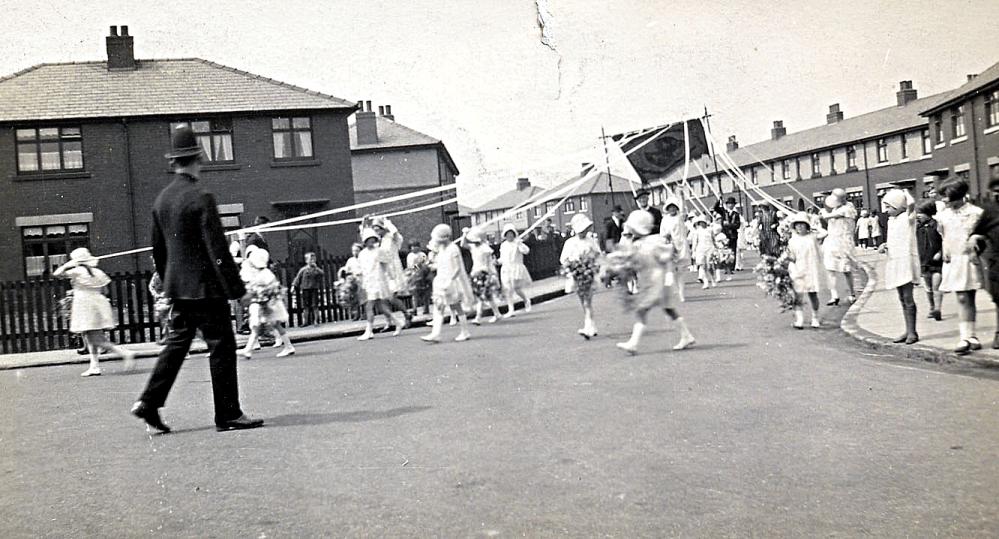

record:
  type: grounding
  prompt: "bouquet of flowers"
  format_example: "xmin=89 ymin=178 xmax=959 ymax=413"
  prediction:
xmin=335 ymin=274 xmax=361 ymax=309
xmin=470 ymin=270 xmax=502 ymax=301
xmin=405 ymin=264 xmax=434 ymax=294
xmin=153 ymin=295 xmax=172 ymax=321
xmin=599 ymin=250 xmax=637 ymax=288
xmin=56 ymin=290 xmax=74 ymax=324
xmin=562 ymin=253 xmax=599 ymax=299
xmin=753 ymin=253 xmax=797 ymax=311
xmin=247 ymin=279 xmax=285 ymax=305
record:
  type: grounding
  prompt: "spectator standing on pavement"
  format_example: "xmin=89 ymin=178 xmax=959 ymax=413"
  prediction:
xmin=820 ymin=188 xmax=858 ymax=306
xmin=936 ymin=178 xmax=985 ymax=355
xmin=498 ymin=224 xmax=533 ymax=317
xmin=604 ymin=206 xmax=625 ymax=252
xmin=915 ymin=201 xmax=944 ymax=321
xmin=785 ymin=213 xmax=825 ymax=330
xmin=132 ymin=125 xmax=263 ymax=433
xmin=53 ymin=248 xmax=136 ymax=377
xmin=871 ymin=210 xmax=885 ymax=248
xmin=878 ymin=189 xmax=920 ymax=344
xmin=291 ymin=252 xmax=324 ymax=326
xmin=856 ymin=209 xmax=872 ymax=249
xmin=757 ymin=205 xmax=782 ymax=257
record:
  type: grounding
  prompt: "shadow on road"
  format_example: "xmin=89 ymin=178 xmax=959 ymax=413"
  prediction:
xmin=267 ymin=405 xmax=432 ymax=427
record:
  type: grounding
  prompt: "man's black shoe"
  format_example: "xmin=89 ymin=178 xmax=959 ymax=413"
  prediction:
xmin=130 ymin=401 xmax=171 ymax=433
xmin=216 ymin=415 xmax=264 ymax=432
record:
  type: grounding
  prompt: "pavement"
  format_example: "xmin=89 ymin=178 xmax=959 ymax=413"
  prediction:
xmin=844 ymin=251 xmax=999 ymax=369
xmin=3 ymin=264 xmax=999 ymax=536
xmin=0 ymin=276 xmax=569 ymax=372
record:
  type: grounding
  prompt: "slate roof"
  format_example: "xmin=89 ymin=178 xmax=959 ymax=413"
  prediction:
xmin=921 ymin=60 xmax=999 ymax=116
xmin=0 ymin=59 xmax=356 ymax=122
xmin=472 ymin=185 xmax=548 ymax=213
xmin=540 ymin=170 xmax=640 ymax=201
xmin=349 ymin=115 xmax=460 ymax=174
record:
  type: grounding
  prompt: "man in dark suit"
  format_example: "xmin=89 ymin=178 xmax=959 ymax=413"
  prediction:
xmin=635 ymin=188 xmax=662 ymax=234
xmin=714 ymin=196 xmax=741 ymax=277
xmin=131 ymin=126 xmax=263 ymax=433
xmin=603 ymin=205 xmax=625 ymax=252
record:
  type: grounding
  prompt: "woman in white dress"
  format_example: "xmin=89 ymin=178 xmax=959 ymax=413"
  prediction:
xmin=498 ymin=224 xmax=533 ymax=317
xmin=53 ymin=248 xmax=136 ymax=376
xmin=560 ymin=213 xmax=602 ymax=338
xmin=936 ymin=178 xmax=985 ymax=354
xmin=878 ymin=189 xmax=921 ymax=344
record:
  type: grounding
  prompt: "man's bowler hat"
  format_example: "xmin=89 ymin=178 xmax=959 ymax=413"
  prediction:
xmin=165 ymin=125 xmax=205 ymax=160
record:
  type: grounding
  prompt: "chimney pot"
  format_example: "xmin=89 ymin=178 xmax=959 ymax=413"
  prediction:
xmin=968 ymin=73 xmax=978 ymax=82
xmin=109 ymin=25 xmax=118 ymax=36
xmin=896 ymin=80 xmax=918 ymax=106
xmin=121 ymin=25 xmax=129 ymax=36
xmin=365 ymin=100 xmax=372 ymax=112
xmin=378 ymin=105 xmax=385 ymax=115
xmin=516 ymin=177 xmax=531 ymax=191
xmin=771 ymin=121 xmax=786 ymax=141
xmin=826 ymin=103 xmax=844 ymax=124
xmin=726 ymin=135 xmax=739 ymax=152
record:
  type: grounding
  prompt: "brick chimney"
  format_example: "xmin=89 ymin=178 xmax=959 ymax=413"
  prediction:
xmin=896 ymin=80 xmax=918 ymax=106
xmin=967 ymin=73 xmax=978 ymax=82
xmin=771 ymin=121 xmax=786 ymax=141
xmin=826 ymin=104 xmax=844 ymax=124
xmin=106 ymin=25 xmax=135 ymax=70
xmin=726 ymin=135 xmax=739 ymax=152
xmin=381 ymin=104 xmax=394 ymax=121
xmin=516 ymin=177 xmax=531 ymax=190
xmin=355 ymin=100 xmax=378 ymax=145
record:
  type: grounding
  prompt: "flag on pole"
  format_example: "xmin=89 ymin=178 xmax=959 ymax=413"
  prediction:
xmin=612 ymin=119 xmax=709 ymax=185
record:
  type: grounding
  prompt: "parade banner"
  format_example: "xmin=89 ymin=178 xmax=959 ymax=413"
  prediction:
xmin=612 ymin=119 xmax=709 ymax=185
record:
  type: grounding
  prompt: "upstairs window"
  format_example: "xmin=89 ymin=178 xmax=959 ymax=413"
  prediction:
xmin=952 ymin=106 xmax=966 ymax=138
xmin=876 ymin=138 xmax=888 ymax=163
xmin=829 ymin=150 xmax=837 ymax=174
xmin=272 ymin=117 xmax=314 ymax=160
xmin=846 ymin=145 xmax=857 ymax=170
xmin=564 ymin=198 xmax=575 ymax=213
xmin=579 ymin=197 xmax=589 ymax=211
xmin=781 ymin=160 xmax=791 ymax=180
xmin=901 ymin=133 xmax=908 ymax=159
xmin=922 ymin=129 xmax=932 ymax=155
xmin=16 ymin=127 xmax=83 ymax=173
xmin=170 ymin=119 xmax=233 ymax=162
xmin=987 ymin=90 xmax=999 ymax=128
xmin=934 ymin=115 xmax=945 ymax=143
xmin=750 ymin=167 xmax=758 ymax=184
xmin=810 ymin=153 xmax=821 ymax=176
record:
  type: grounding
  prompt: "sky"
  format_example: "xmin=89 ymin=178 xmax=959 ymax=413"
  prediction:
xmin=1 ymin=0 xmax=997 ymax=207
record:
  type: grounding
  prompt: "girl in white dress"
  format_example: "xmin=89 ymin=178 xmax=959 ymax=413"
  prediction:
xmin=879 ymin=189 xmax=921 ymax=344
xmin=498 ymin=224 xmax=533 ymax=317
xmin=560 ymin=213 xmax=602 ymax=338
xmin=936 ymin=178 xmax=985 ymax=354
xmin=356 ymin=228 xmax=404 ymax=340
xmin=821 ymin=188 xmax=858 ymax=305
xmin=660 ymin=197 xmax=688 ymax=301
xmin=238 ymin=248 xmax=296 ymax=358
xmin=423 ymin=224 xmax=474 ymax=342
xmin=690 ymin=217 xmax=717 ymax=289
xmin=614 ymin=210 xmax=696 ymax=353
xmin=785 ymin=213 xmax=825 ymax=329
xmin=53 ymin=248 xmax=136 ymax=376
xmin=462 ymin=227 xmax=506 ymax=324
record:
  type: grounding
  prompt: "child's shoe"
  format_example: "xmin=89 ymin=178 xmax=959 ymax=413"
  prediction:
xmin=276 ymin=346 xmax=295 ymax=358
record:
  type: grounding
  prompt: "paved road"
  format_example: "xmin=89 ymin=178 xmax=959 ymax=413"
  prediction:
xmin=3 ymin=270 xmax=999 ymax=537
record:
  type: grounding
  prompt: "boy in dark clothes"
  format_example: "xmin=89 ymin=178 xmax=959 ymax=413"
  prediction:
xmin=915 ymin=200 xmax=943 ymax=321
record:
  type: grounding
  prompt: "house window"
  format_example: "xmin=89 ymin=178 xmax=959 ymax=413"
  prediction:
xmin=272 ymin=117 xmax=314 ymax=160
xmin=564 ymin=198 xmax=575 ymax=213
xmin=876 ymin=138 xmax=888 ymax=163
xmin=22 ymin=223 xmax=90 ymax=278
xmin=901 ymin=133 xmax=908 ymax=159
xmin=845 ymin=190 xmax=864 ymax=210
xmin=810 ymin=153 xmax=821 ymax=177
xmin=987 ymin=90 xmax=999 ymax=128
xmin=952 ymin=106 xmax=966 ymax=138
xmin=846 ymin=145 xmax=857 ymax=170
xmin=533 ymin=206 xmax=541 ymax=218
xmin=579 ymin=197 xmax=589 ymax=211
xmin=170 ymin=119 xmax=234 ymax=162
xmin=829 ymin=150 xmax=837 ymax=174
xmin=956 ymin=169 xmax=970 ymax=181
xmin=515 ymin=212 xmax=524 ymax=220
xmin=545 ymin=201 xmax=556 ymax=213
xmin=781 ymin=160 xmax=791 ymax=180
xmin=16 ymin=127 xmax=83 ymax=173
xmin=934 ymin=115 xmax=945 ymax=143
xmin=750 ymin=167 xmax=758 ymax=185
xmin=922 ymin=129 xmax=932 ymax=155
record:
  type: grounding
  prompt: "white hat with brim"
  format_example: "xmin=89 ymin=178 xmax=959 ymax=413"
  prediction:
xmin=501 ymin=223 xmax=518 ymax=237
xmin=361 ymin=227 xmax=380 ymax=244
xmin=881 ymin=189 xmax=908 ymax=212
xmin=569 ymin=213 xmax=593 ymax=234
xmin=69 ymin=247 xmax=99 ymax=267
xmin=465 ymin=227 xmax=485 ymax=243
xmin=431 ymin=224 xmax=452 ymax=242
xmin=624 ymin=210 xmax=654 ymax=236
xmin=789 ymin=212 xmax=811 ymax=228
xmin=663 ymin=196 xmax=682 ymax=211
xmin=248 ymin=248 xmax=270 ymax=269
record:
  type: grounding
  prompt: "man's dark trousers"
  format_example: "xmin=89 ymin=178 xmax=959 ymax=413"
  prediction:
xmin=140 ymin=299 xmax=242 ymax=424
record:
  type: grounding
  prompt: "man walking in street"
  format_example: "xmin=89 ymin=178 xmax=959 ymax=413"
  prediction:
xmin=603 ymin=205 xmax=625 ymax=252
xmin=130 ymin=125 xmax=264 ymax=434
xmin=714 ymin=196 xmax=741 ymax=278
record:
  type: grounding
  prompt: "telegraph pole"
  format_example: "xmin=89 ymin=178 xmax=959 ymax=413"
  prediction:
xmin=702 ymin=106 xmax=745 ymax=218
xmin=601 ymin=127 xmax=617 ymax=210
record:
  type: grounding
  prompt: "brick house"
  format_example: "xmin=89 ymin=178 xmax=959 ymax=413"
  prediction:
xmin=349 ymin=102 xmax=460 ymax=244
xmin=653 ymin=64 xmax=999 ymax=217
xmin=469 ymin=177 xmax=547 ymax=240
xmin=920 ymin=61 xmax=999 ymax=194
xmin=0 ymin=26 xmax=358 ymax=281
xmin=534 ymin=168 xmax=638 ymax=244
